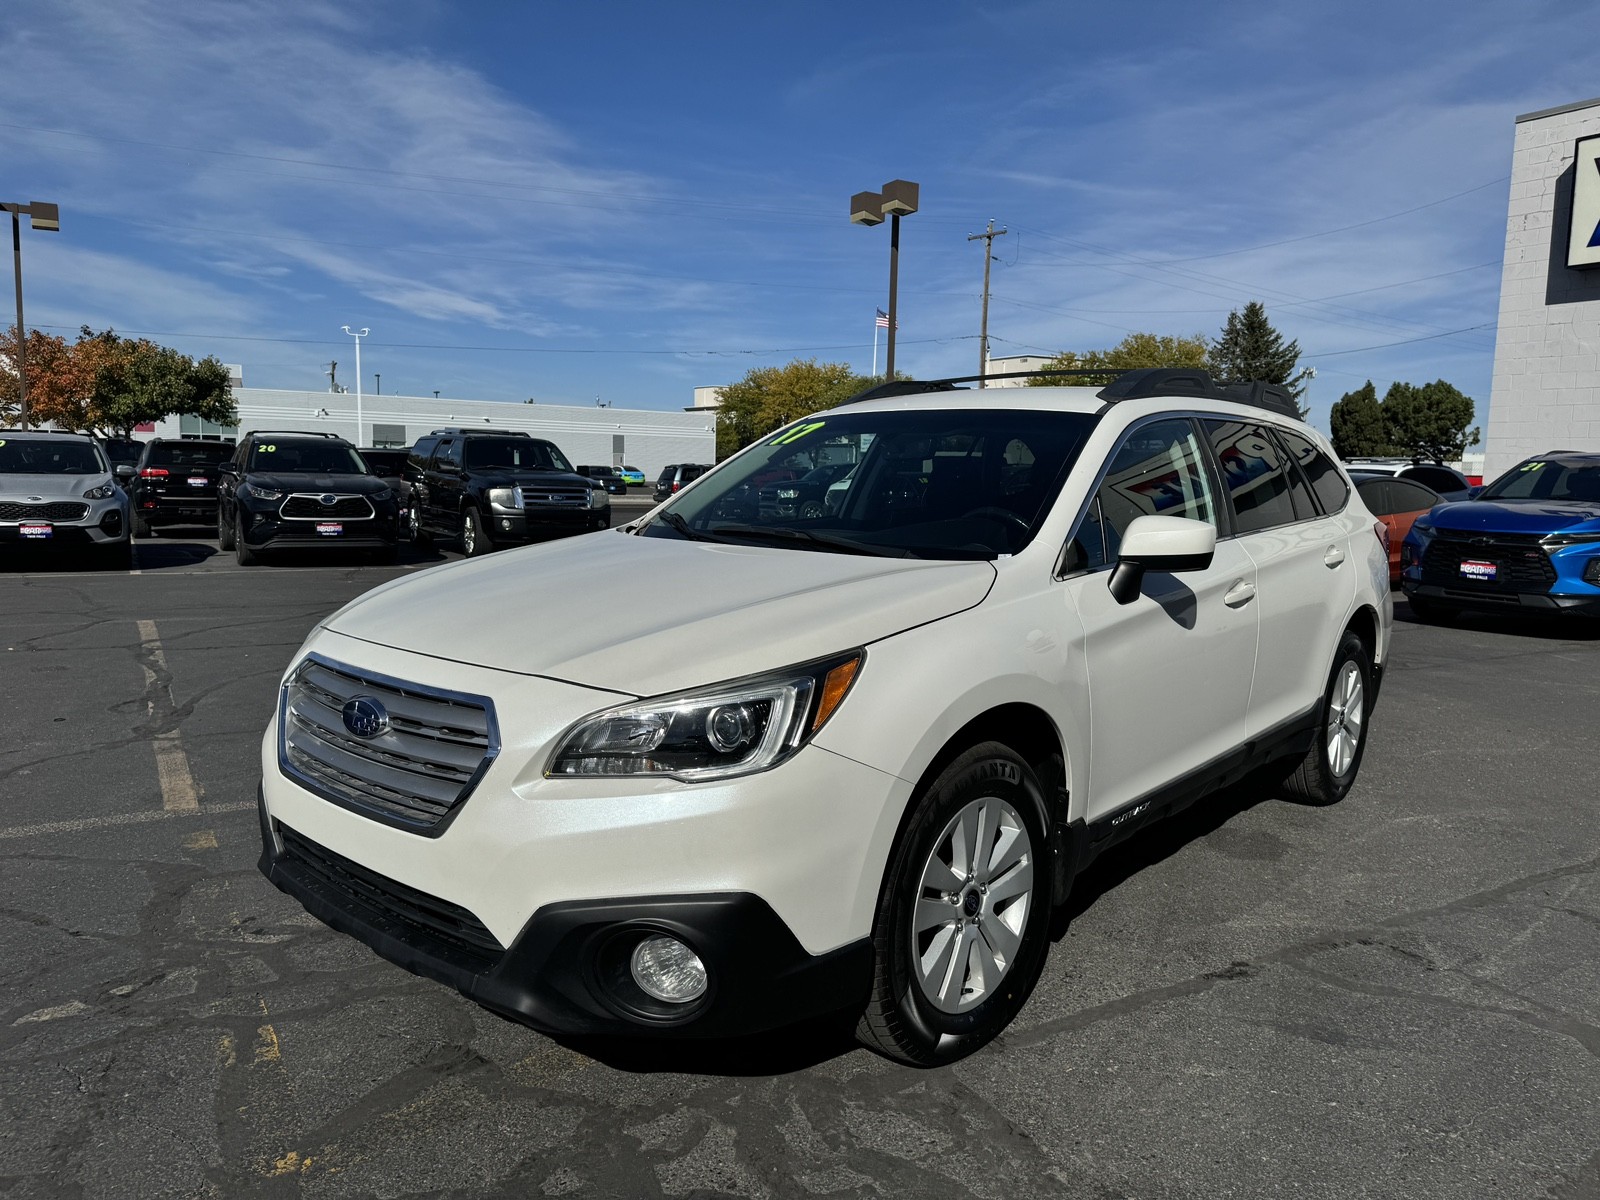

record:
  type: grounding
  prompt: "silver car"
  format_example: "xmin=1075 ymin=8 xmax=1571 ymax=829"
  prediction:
xmin=0 ymin=430 xmax=132 ymax=567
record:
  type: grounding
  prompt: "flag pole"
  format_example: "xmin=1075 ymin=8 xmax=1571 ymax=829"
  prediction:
xmin=872 ymin=318 xmax=879 ymax=379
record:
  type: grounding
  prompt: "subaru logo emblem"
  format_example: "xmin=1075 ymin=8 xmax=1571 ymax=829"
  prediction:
xmin=320 ymin=493 xmax=337 ymax=506
xmin=341 ymin=695 xmax=390 ymax=739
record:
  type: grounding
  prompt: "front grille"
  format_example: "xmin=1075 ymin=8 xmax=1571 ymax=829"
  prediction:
xmin=279 ymin=656 xmax=497 ymax=833
xmin=1421 ymin=532 xmax=1556 ymax=592
xmin=280 ymin=494 xmax=375 ymax=520
xmin=277 ymin=824 xmax=503 ymax=970
xmin=519 ymin=486 xmax=589 ymax=507
xmin=0 ymin=501 xmax=90 ymax=521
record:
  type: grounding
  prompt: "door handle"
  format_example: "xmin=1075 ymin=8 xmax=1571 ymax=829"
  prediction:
xmin=1224 ymin=580 xmax=1256 ymax=608
xmin=1324 ymin=545 xmax=1346 ymax=568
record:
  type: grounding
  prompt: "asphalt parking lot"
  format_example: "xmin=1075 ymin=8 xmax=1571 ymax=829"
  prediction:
xmin=2 ymin=512 xmax=1597 ymax=1199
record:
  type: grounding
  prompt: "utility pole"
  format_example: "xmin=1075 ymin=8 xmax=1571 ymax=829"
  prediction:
xmin=968 ymin=220 xmax=1007 ymax=387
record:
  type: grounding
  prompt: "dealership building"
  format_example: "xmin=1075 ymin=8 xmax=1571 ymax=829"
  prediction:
xmin=144 ymin=380 xmax=717 ymax=477
xmin=1484 ymin=96 xmax=1600 ymax=477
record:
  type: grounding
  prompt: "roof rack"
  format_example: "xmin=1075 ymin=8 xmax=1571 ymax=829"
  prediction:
xmin=243 ymin=430 xmax=340 ymax=439
xmin=427 ymin=427 xmax=530 ymax=436
xmin=840 ymin=367 xmax=1303 ymax=420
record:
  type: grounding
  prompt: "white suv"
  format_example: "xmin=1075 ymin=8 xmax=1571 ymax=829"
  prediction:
xmin=257 ymin=369 xmax=1392 ymax=1066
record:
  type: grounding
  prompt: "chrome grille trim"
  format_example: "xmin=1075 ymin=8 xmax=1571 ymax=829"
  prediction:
xmin=278 ymin=653 xmax=499 ymax=836
xmin=279 ymin=493 xmax=376 ymax=520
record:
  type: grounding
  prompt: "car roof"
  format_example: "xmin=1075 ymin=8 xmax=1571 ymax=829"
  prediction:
xmin=1 ymin=429 xmax=97 ymax=440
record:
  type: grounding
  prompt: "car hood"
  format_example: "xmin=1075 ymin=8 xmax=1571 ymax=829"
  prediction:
xmin=245 ymin=473 xmax=391 ymax=494
xmin=324 ymin=531 xmax=996 ymax=696
xmin=1427 ymin=498 xmax=1600 ymax=535
xmin=470 ymin=469 xmax=593 ymax=490
xmin=0 ymin=472 xmax=110 ymax=500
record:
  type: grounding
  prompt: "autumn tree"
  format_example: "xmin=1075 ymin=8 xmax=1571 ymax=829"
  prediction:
xmin=1381 ymin=379 xmax=1478 ymax=464
xmin=1328 ymin=381 xmax=1395 ymax=459
xmin=0 ymin=327 xmax=87 ymax=427
xmin=1207 ymin=301 xmax=1312 ymax=416
xmin=1027 ymin=331 xmax=1210 ymax=388
xmin=714 ymin=359 xmax=868 ymax=459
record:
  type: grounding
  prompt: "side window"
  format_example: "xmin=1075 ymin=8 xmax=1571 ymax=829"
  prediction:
xmin=1266 ymin=429 xmax=1318 ymax=520
xmin=1080 ymin=418 xmax=1217 ymax=570
xmin=1278 ymin=429 xmax=1349 ymax=515
xmin=1205 ymin=420 xmax=1299 ymax=534
xmin=1389 ymin=479 xmax=1439 ymax=513
xmin=436 ymin=439 xmax=462 ymax=470
xmin=408 ymin=438 xmax=437 ymax=473
xmin=1404 ymin=466 xmax=1460 ymax=494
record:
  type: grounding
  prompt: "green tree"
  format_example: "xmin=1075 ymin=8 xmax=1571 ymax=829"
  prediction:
xmin=1328 ymin=381 xmax=1395 ymax=458
xmin=1381 ymin=379 xmax=1478 ymax=464
xmin=1026 ymin=331 xmax=1210 ymax=388
xmin=714 ymin=359 xmax=868 ymax=459
xmin=1207 ymin=301 xmax=1312 ymax=416
xmin=74 ymin=328 xmax=236 ymax=437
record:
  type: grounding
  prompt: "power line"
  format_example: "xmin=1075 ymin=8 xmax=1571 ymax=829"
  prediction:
xmin=1303 ymin=323 xmax=1496 ymax=358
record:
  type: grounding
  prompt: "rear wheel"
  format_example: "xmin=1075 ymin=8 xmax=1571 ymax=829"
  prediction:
xmin=857 ymin=742 xmax=1052 ymax=1066
xmin=1407 ymin=594 xmax=1456 ymax=623
xmin=461 ymin=507 xmax=489 ymax=556
xmin=1280 ymin=630 xmax=1371 ymax=806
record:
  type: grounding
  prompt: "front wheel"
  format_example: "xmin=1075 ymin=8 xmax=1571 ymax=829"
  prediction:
xmin=408 ymin=505 xmax=433 ymax=549
xmin=1279 ymin=630 xmax=1371 ymax=806
xmin=857 ymin=742 xmax=1053 ymax=1066
xmin=461 ymin=507 xmax=489 ymax=556
xmin=217 ymin=505 xmax=235 ymax=550
xmin=235 ymin=516 xmax=258 ymax=566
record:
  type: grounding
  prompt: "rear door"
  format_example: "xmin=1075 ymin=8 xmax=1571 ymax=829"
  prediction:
xmin=1205 ymin=420 xmax=1355 ymax=738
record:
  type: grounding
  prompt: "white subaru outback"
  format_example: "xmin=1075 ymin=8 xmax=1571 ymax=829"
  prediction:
xmin=257 ymin=369 xmax=1392 ymax=1066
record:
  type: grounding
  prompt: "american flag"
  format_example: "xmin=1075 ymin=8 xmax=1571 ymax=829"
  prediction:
xmin=875 ymin=308 xmax=891 ymax=329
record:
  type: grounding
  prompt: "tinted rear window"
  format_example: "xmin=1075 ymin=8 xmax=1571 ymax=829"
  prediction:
xmin=149 ymin=442 xmax=231 ymax=468
xmin=1205 ymin=420 xmax=1299 ymax=533
xmin=1278 ymin=429 xmax=1349 ymax=515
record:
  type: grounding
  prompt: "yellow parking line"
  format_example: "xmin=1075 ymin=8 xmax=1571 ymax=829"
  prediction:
xmin=137 ymin=619 xmax=200 ymax=812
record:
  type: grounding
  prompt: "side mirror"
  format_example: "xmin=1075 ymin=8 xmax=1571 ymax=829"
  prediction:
xmin=114 ymin=464 xmax=134 ymax=481
xmin=1108 ymin=515 xmax=1217 ymax=605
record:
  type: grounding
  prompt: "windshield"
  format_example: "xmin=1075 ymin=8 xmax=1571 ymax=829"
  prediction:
xmin=644 ymin=407 xmax=1098 ymax=559
xmin=246 ymin=439 xmax=370 ymax=474
xmin=1479 ymin=459 xmax=1600 ymax=503
xmin=463 ymin=438 xmax=572 ymax=472
xmin=0 ymin=438 xmax=107 ymax=475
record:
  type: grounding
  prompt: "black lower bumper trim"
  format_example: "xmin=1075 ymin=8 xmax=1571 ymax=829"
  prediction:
xmin=1404 ymin=583 xmax=1600 ymax=615
xmin=256 ymin=792 xmax=871 ymax=1037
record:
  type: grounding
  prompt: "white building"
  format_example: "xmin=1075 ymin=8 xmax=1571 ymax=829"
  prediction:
xmin=149 ymin=386 xmax=716 ymax=477
xmin=1484 ymin=96 xmax=1600 ymax=478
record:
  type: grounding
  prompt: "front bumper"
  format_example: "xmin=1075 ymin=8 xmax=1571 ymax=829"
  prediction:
xmin=484 ymin=505 xmax=609 ymax=541
xmin=0 ymin=496 xmax=128 ymax=547
xmin=256 ymin=630 xmax=905 ymax=1035
xmin=240 ymin=504 xmax=399 ymax=550
xmin=1401 ymin=580 xmax=1600 ymax=615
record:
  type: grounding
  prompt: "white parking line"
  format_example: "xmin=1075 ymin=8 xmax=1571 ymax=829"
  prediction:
xmin=137 ymin=618 xmax=201 ymax=812
xmin=0 ymin=801 xmax=256 ymax=840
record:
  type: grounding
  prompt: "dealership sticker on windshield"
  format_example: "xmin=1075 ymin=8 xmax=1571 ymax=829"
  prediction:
xmin=19 ymin=522 xmax=51 ymax=539
xmin=316 ymin=522 xmax=343 ymax=537
xmin=1459 ymin=559 xmax=1497 ymax=581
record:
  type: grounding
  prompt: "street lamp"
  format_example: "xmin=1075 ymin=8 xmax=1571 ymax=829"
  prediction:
xmin=2 ymin=200 xmax=60 ymax=430
xmin=850 ymin=179 xmax=918 ymax=380
xmin=341 ymin=325 xmax=369 ymax=445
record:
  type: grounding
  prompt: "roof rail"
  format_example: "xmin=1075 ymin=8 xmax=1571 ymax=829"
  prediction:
xmin=427 ymin=427 xmax=531 ymax=436
xmin=243 ymin=430 xmax=340 ymax=439
xmin=839 ymin=366 xmax=1305 ymax=421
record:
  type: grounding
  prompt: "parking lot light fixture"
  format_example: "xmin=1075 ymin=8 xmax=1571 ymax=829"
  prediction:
xmin=2 ymin=200 xmax=61 ymax=431
xmin=849 ymin=180 xmax=919 ymax=380
xmin=342 ymin=326 xmax=369 ymax=444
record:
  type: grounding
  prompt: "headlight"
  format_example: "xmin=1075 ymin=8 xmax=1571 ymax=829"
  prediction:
xmin=1542 ymin=531 xmax=1600 ymax=546
xmin=239 ymin=482 xmax=283 ymax=502
xmin=547 ymin=651 xmax=863 ymax=782
xmin=776 ymin=488 xmax=800 ymax=500
xmin=488 ymin=487 xmax=523 ymax=509
xmin=589 ymin=488 xmax=609 ymax=509
xmin=82 ymin=481 xmax=117 ymax=499
xmin=371 ymin=486 xmax=394 ymax=502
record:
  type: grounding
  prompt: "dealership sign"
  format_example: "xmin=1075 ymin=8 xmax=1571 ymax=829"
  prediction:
xmin=1570 ymin=134 xmax=1600 ymax=269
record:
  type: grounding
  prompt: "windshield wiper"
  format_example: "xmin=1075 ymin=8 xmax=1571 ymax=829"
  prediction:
xmin=655 ymin=511 xmax=721 ymax=542
xmin=708 ymin=523 xmax=914 ymax=558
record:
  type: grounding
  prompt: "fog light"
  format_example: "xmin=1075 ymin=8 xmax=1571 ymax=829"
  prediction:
xmin=501 ymin=518 xmax=512 ymax=530
xmin=629 ymin=935 xmax=707 ymax=1003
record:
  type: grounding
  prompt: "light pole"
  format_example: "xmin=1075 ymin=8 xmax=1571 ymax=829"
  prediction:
xmin=2 ymin=201 xmax=60 ymax=430
xmin=374 ymin=373 xmax=380 ymax=395
xmin=341 ymin=326 xmax=368 ymax=445
xmin=850 ymin=180 xmax=918 ymax=380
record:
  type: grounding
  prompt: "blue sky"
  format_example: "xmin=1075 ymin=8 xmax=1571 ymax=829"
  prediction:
xmin=2 ymin=0 xmax=1591 ymax=432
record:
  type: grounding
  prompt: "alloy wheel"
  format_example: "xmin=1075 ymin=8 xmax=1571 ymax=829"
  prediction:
xmin=1325 ymin=661 xmax=1364 ymax=778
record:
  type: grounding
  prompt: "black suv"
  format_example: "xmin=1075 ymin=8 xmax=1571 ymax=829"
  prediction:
xmin=217 ymin=431 xmax=401 ymax=566
xmin=406 ymin=429 xmax=608 ymax=556
xmin=125 ymin=438 xmax=233 ymax=536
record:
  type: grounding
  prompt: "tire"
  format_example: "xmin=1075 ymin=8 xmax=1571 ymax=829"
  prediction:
xmin=799 ymin=500 xmax=826 ymax=519
xmin=235 ymin=516 xmax=258 ymax=567
xmin=461 ymin=507 xmax=489 ymax=556
xmin=857 ymin=741 xmax=1053 ymax=1066
xmin=409 ymin=506 xmax=433 ymax=549
xmin=1407 ymin=594 xmax=1456 ymax=623
xmin=217 ymin=505 xmax=235 ymax=550
xmin=131 ymin=513 xmax=151 ymax=539
xmin=1280 ymin=630 xmax=1372 ymax=806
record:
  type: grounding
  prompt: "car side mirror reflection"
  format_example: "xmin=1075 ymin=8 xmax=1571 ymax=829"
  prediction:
xmin=1108 ymin=515 xmax=1217 ymax=605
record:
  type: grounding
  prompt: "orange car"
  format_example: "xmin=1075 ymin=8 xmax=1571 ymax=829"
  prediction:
xmin=1352 ymin=473 xmax=1440 ymax=583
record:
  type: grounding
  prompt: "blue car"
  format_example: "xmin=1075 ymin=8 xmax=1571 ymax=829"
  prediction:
xmin=1401 ymin=451 xmax=1600 ymax=621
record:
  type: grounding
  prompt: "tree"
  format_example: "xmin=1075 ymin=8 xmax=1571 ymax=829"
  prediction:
xmin=1 ymin=326 xmax=236 ymax=435
xmin=1328 ymin=381 xmax=1395 ymax=459
xmin=0 ymin=326 xmax=89 ymax=428
xmin=1026 ymin=331 xmax=1210 ymax=388
xmin=1381 ymin=379 xmax=1479 ymax=464
xmin=1207 ymin=301 xmax=1312 ymax=416
xmin=714 ymin=359 xmax=868 ymax=459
